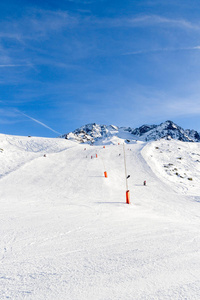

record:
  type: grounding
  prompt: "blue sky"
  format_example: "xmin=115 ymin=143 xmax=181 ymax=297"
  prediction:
xmin=1 ymin=0 xmax=200 ymax=137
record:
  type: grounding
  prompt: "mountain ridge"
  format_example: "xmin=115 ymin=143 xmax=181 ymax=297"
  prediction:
xmin=61 ymin=120 xmax=200 ymax=144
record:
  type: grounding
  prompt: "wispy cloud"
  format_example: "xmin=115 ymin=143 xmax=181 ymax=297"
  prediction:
xmin=123 ymin=46 xmax=200 ymax=56
xmin=0 ymin=9 xmax=79 ymax=41
xmin=166 ymin=98 xmax=200 ymax=116
xmin=0 ymin=8 xmax=80 ymax=71
xmin=0 ymin=108 xmax=19 ymax=117
xmin=127 ymin=15 xmax=199 ymax=30
xmin=1 ymin=11 xmax=198 ymax=42
xmin=132 ymin=91 xmax=200 ymax=121
xmin=0 ymin=64 xmax=32 ymax=68
xmin=0 ymin=10 xmax=199 ymax=67
xmin=89 ymin=14 xmax=200 ymax=30
xmin=0 ymin=108 xmax=20 ymax=124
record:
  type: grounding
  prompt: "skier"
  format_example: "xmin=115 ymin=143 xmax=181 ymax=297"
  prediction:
xmin=144 ymin=180 xmax=146 ymax=186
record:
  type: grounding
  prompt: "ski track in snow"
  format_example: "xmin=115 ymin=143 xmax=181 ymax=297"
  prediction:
xmin=0 ymin=135 xmax=200 ymax=299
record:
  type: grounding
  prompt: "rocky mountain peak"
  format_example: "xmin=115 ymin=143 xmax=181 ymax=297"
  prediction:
xmin=61 ymin=121 xmax=200 ymax=144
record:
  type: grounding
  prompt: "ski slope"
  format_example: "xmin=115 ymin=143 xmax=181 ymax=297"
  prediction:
xmin=0 ymin=134 xmax=200 ymax=299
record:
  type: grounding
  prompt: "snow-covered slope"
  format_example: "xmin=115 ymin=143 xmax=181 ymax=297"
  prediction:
xmin=0 ymin=133 xmax=76 ymax=178
xmin=142 ymin=139 xmax=200 ymax=196
xmin=62 ymin=120 xmax=200 ymax=144
xmin=0 ymin=133 xmax=200 ymax=299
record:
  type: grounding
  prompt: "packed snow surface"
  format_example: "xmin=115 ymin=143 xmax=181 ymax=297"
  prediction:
xmin=0 ymin=134 xmax=200 ymax=299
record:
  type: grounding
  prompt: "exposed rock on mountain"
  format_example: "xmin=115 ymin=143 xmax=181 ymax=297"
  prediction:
xmin=61 ymin=121 xmax=200 ymax=144
xmin=60 ymin=123 xmax=119 ymax=144
xmin=132 ymin=120 xmax=200 ymax=142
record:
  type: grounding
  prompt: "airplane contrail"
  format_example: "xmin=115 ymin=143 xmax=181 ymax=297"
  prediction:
xmin=16 ymin=110 xmax=62 ymax=135
xmin=0 ymin=101 xmax=61 ymax=135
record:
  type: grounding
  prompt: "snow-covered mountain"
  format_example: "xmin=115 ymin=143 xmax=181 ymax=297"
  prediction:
xmin=60 ymin=124 xmax=120 ymax=144
xmin=132 ymin=120 xmax=200 ymax=142
xmin=61 ymin=120 xmax=200 ymax=144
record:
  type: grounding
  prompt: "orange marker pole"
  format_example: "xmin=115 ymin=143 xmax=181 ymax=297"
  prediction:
xmin=126 ymin=190 xmax=130 ymax=204
xmin=96 ymin=154 xmax=98 ymax=158
xmin=104 ymin=171 xmax=107 ymax=178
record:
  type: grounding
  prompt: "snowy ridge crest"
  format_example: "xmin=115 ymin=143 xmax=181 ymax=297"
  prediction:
xmin=60 ymin=123 xmax=119 ymax=144
xmin=61 ymin=121 xmax=200 ymax=144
